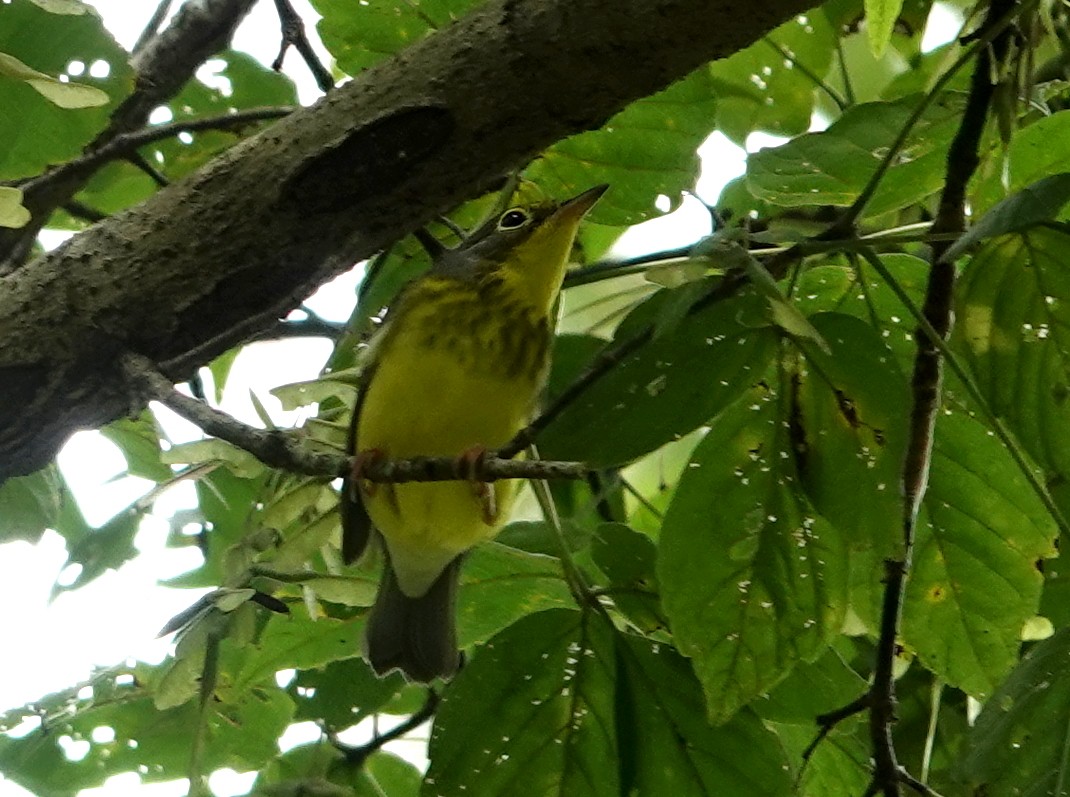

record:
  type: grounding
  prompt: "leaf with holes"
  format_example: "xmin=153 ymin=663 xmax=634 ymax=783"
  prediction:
xmin=961 ymin=626 xmax=1070 ymax=796
xmin=709 ymin=9 xmax=836 ymax=145
xmin=425 ymin=609 xmax=619 ymax=797
xmin=794 ymin=313 xmax=909 ymax=629
xmin=539 ymin=289 xmax=778 ymax=468
xmin=954 ymin=226 xmax=1070 ymax=512
xmin=659 ymin=386 xmax=847 ymax=723
xmin=526 ymin=69 xmax=717 ymax=226
xmin=903 ymin=407 xmax=1058 ymax=698
xmin=748 ymin=94 xmax=961 ymax=217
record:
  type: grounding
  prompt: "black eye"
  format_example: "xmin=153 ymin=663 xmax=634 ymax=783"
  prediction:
xmin=497 ymin=208 xmax=530 ymax=230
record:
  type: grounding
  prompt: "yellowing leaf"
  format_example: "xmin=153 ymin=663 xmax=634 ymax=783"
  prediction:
xmin=0 ymin=187 xmax=30 ymax=229
xmin=864 ymin=0 xmax=903 ymax=57
xmin=0 ymin=51 xmax=108 ymax=108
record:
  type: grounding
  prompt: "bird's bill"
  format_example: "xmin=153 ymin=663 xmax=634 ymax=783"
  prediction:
xmin=553 ymin=184 xmax=610 ymax=223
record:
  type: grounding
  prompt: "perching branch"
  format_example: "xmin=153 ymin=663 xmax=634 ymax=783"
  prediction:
xmin=120 ymin=352 xmax=589 ymax=482
xmin=271 ymin=0 xmax=334 ymax=93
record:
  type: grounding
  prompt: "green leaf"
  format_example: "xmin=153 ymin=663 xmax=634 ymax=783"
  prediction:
xmin=903 ymin=407 xmax=1058 ymax=698
xmin=290 ymin=657 xmax=408 ymax=728
xmin=972 ymin=112 xmax=1070 ymax=214
xmin=427 ymin=609 xmax=792 ymax=796
xmin=954 ymin=227 xmax=1070 ymax=509
xmin=163 ymin=467 xmax=269 ymax=589
xmin=232 ymin=609 xmax=365 ymax=695
xmin=52 ymin=504 xmax=142 ymax=597
xmin=709 ymin=9 xmax=837 ymax=145
xmin=272 ymin=375 xmax=356 ymax=411
xmin=539 ymin=289 xmax=778 ymax=468
xmin=944 ymin=173 xmax=1070 ymax=262
xmin=0 ymin=666 xmax=293 ymax=795
xmin=748 ymin=94 xmax=960 ymax=217
xmin=28 ymin=0 xmax=90 ymax=13
xmin=589 ymin=523 xmax=666 ymax=634
xmin=794 ymin=313 xmax=909 ymax=629
xmin=0 ymin=464 xmax=62 ymax=543
xmin=961 ymin=626 xmax=1070 ymax=796
xmin=0 ymin=185 xmax=30 ymax=227
xmin=313 ymin=0 xmax=479 ymax=76
xmin=99 ymin=411 xmax=173 ymax=482
xmin=0 ymin=50 xmax=108 ymax=108
xmin=526 ymin=69 xmax=718 ymax=226
xmin=615 ymin=634 xmax=793 ymax=796
xmin=864 ymin=0 xmax=903 ymax=57
xmin=425 ymin=609 xmax=619 ymax=797
xmin=0 ymin=1 xmax=132 ymax=179
xmin=658 ymin=385 xmax=847 ymax=723
xmin=756 ymin=645 xmax=872 ymax=795
xmin=457 ymin=542 xmax=574 ymax=647
xmin=161 ymin=438 xmax=265 ymax=478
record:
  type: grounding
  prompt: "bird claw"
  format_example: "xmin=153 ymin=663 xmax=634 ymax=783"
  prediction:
xmin=456 ymin=446 xmax=497 ymax=525
xmin=350 ymin=448 xmax=387 ymax=498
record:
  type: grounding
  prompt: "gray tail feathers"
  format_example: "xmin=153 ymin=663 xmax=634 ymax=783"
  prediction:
xmin=364 ymin=555 xmax=462 ymax=683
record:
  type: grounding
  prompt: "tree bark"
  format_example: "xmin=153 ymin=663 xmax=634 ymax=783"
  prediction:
xmin=0 ymin=0 xmax=814 ymax=480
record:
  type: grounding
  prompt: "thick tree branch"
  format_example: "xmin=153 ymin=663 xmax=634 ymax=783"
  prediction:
xmin=0 ymin=0 xmax=813 ymax=481
xmin=0 ymin=0 xmax=258 ymax=268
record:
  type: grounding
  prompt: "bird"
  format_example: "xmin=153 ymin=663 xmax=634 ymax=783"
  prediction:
xmin=340 ymin=183 xmax=608 ymax=682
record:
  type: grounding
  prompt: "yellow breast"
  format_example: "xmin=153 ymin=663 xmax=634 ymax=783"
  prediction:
xmin=356 ymin=277 xmax=550 ymax=594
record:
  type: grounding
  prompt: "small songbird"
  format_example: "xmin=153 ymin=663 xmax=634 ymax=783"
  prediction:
xmin=341 ymin=184 xmax=608 ymax=682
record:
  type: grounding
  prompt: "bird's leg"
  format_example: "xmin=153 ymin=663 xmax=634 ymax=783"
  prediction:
xmin=456 ymin=446 xmax=497 ymax=525
xmin=350 ymin=448 xmax=388 ymax=498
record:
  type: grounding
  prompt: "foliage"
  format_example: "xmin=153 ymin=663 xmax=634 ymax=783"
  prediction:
xmin=5 ymin=0 xmax=1070 ymax=795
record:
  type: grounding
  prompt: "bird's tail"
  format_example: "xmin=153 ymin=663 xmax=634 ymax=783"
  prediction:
xmin=364 ymin=554 xmax=462 ymax=683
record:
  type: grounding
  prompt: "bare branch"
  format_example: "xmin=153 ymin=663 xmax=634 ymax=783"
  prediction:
xmin=329 ymin=691 xmax=439 ymax=765
xmin=133 ymin=0 xmax=176 ymax=55
xmin=271 ymin=0 xmax=334 ymax=93
xmin=120 ymin=352 xmax=588 ymax=483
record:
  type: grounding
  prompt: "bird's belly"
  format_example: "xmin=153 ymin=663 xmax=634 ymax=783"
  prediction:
xmin=356 ymin=341 xmax=537 ymax=594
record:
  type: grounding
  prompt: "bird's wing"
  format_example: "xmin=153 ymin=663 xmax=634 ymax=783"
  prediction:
xmin=341 ymin=358 xmax=377 ymax=563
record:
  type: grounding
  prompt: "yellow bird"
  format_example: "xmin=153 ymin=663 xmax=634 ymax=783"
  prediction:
xmin=341 ymin=184 xmax=608 ymax=682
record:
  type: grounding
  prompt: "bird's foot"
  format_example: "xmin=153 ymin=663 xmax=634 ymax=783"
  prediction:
xmin=350 ymin=448 xmax=388 ymax=497
xmin=456 ymin=446 xmax=497 ymax=525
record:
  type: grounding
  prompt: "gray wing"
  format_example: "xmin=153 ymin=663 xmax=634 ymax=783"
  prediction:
xmin=341 ymin=361 xmax=376 ymax=563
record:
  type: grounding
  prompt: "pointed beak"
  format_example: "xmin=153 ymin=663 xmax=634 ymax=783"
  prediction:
xmin=554 ymin=184 xmax=610 ymax=222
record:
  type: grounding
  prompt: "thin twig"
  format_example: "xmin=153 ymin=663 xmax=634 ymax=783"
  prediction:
xmin=831 ymin=0 xmax=1035 ymax=234
xmin=120 ymin=352 xmax=589 ymax=483
xmin=8 ymin=107 xmax=294 ymax=192
xmin=133 ymin=0 xmax=175 ymax=54
xmin=125 ymin=152 xmax=168 ymax=187
xmin=271 ymin=0 xmax=334 ymax=92
xmin=62 ymin=201 xmax=107 ymax=224
xmin=256 ymin=315 xmax=346 ymax=341
xmin=765 ymin=36 xmax=847 ymax=110
xmin=329 ymin=691 xmax=439 ymax=766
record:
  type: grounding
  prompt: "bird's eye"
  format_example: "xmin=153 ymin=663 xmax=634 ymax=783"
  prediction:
xmin=497 ymin=208 xmax=531 ymax=230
